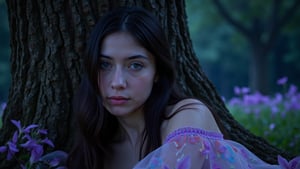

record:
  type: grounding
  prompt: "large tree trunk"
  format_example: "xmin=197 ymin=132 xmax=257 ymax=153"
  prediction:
xmin=0 ymin=0 xmax=293 ymax=168
xmin=249 ymin=43 xmax=270 ymax=94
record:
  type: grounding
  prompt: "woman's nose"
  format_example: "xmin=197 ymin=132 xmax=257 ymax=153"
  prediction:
xmin=111 ymin=68 xmax=127 ymax=90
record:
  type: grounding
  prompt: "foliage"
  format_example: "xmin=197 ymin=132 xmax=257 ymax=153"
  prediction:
xmin=227 ymin=77 xmax=300 ymax=156
xmin=0 ymin=120 xmax=67 ymax=169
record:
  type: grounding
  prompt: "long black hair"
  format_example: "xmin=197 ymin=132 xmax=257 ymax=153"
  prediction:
xmin=67 ymin=6 xmax=184 ymax=169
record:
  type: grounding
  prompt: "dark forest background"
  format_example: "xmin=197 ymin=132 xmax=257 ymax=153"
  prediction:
xmin=1 ymin=0 xmax=299 ymax=102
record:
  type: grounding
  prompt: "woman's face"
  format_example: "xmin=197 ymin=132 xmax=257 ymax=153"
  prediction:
xmin=99 ymin=32 xmax=156 ymax=117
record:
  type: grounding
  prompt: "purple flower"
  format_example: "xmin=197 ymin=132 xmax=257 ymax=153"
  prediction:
xmin=20 ymin=139 xmax=39 ymax=150
xmin=20 ymin=138 xmax=54 ymax=164
xmin=5 ymin=131 xmax=20 ymax=159
xmin=269 ymin=123 xmax=275 ymax=130
xmin=243 ymin=92 xmax=269 ymax=106
xmin=20 ymin=139 xmax=44 ymax=164
xmin=228 ymin=98 xmax=241 ymax=106
xmin=234 ymin=86 xmax=250 ymax=96
xmin=282 ymin=95 xmax=300 ymax=112
xmin=0 ymin=145 xmax=7 ymax=153
xmin=278 ymin=155 xmax=289 ymax=168
xmin=270 ymin=105 xmax=279 ymax=115
xmin=278 ymin=155 xmax=300 ymax=169
xmin=29 ymin=144 xmax=44 ymax=164
xmin=277 ymin=77 xmax=288 ymax=85
xmin=241 ymin=87 xmax=250 ymax=94
xmin=12 ymin=131 xmax=19 ymax=143
xmin=38 ymin=129 xmax=48 ymax=135
xmin=41 ymin=138 xmax=55 ymax=148
xmin=243 ymin=94 xmax=259 ymax=106
xmin=22 ymin=133 xmax=32 ymax=140
xmin=23 ymin=124 xmax=39 ymax=134
xmin=11 ymin=119 xmax=39 ymax=134
xmin=11 ymin=120 xmax=22 ymax=133
xmin=234 ymin=86 xmax=241 ymax=95
xmin=7 ymin=141 xmax=19 ymax=160
xmin=273 ymin=93 xmax=283 ymax=104
xmin=286 ymin=85 xmax=298 ymax=97
xmin=0 ymin=119 xmax=63 ymax=168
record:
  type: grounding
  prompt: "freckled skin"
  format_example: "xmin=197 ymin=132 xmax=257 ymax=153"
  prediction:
xmin=99 ymin=32 xmax=156 ymax=118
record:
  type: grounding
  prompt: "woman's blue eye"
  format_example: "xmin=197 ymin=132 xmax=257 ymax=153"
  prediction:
xmin=129 ymin=62 xmax=144 ymax=70
xmin=99 ymin=61 xmax=112 ymax=70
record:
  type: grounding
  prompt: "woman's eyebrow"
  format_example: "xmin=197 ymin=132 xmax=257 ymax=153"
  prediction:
xmin=99 ymin=54 xmax=112 ymax=59
xmin=100 ymin=54 xmax=149 ymax=60
xmin=128 ymin=55 xmax=149 ymax=60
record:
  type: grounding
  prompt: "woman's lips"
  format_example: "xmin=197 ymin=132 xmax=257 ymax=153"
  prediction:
xmin=108 ymin=96 xmax=129 ymax=105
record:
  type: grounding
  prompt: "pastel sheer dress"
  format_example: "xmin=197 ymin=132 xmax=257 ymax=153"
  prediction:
xmin=133 ymin=127 xmax=300 ymax=169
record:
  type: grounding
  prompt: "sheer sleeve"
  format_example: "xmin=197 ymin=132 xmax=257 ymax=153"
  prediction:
xmin=133 ymin=127 xmax=300 ymax=169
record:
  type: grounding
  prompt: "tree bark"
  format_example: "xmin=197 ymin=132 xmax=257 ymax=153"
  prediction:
xmin=0 ymin=0 xmax=293 ymax=168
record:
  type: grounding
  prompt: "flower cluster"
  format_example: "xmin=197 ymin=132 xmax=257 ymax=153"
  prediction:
xmin=228 ymin=77 xmax=300 ymax=116
xmin=226 ymin=77 xmax=300 ymax=155
xmin=0 ymin=120 xmax=67 ymax=169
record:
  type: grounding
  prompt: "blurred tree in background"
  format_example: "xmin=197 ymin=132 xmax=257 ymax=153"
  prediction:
xmin=1 ymin=0 xmax=300 ymax=101
xmin=0 ymin=1 xmax=10 ymax=102
xmin=186 ymin=0 xmax=300 ymax=98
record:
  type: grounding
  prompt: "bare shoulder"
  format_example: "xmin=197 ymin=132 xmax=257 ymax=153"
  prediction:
xmin=162 ymin=98 xmax=221 ymax=141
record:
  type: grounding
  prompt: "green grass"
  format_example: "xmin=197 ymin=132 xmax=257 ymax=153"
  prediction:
xmin=228 ymin=105 xmax=300 ymax=156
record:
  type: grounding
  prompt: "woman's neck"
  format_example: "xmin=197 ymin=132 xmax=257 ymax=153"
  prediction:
xmin=116 ymin=109 xmax=145 ymax=147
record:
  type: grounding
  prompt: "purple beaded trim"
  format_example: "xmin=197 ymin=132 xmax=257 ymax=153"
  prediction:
xmin=164 ymin=127 xmax=223 ymax=143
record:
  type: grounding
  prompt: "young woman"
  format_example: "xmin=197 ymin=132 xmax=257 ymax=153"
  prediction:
xmin=67 ymin=6 xmax=299 ymax=169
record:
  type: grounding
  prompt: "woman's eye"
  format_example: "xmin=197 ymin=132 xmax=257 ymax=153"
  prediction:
xmin=129 ymin=62 xmax=144 ymax=71
xmin=99 ymin=61 xmax=112 ymax=70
